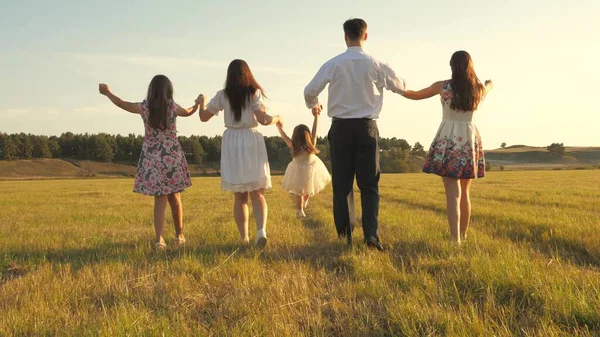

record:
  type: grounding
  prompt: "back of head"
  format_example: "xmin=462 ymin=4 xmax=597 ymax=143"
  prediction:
xmin=147 ymin=75 xmax=174 ymax=130
xmin=291 ymin=124 xmax=320 ymax=157
xmin=449 ymin=51 xmax=485 ymax=112
xmin=225 ymin=59 xmax=264 ymax=122
xmin=343 ymin=18 xmax=368 ymax=43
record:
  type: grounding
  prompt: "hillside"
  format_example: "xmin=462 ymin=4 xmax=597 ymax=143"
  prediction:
xmin=485 ymin=146 xmax=600 ymax=169
xmin=0 ymin=159 xmax=137 ymax=179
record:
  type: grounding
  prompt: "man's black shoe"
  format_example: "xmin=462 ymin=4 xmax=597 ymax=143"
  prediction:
xmin=365 ymin=237 xmax=384 ymax=251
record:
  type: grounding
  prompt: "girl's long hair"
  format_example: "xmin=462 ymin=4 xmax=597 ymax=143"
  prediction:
xmin=147 ymin=75 xmax=173 ymax=130
xmin=449 ymin=51 xmax=485 ymax=112
xmin=291 ymin=124 xmax=319 ymax=157
xmin=224 ymin=59 xmax=265 ymax=122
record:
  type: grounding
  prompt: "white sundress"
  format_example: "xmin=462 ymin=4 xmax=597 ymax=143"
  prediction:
xmin=206 ymin=89 xmax=272 ymax=192
xmin=282 ymin=152 xmax=331 ymax=196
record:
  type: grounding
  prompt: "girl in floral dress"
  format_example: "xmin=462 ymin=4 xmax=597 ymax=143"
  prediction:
xmin=276 ymin=110 xmax=331 ymax=219
xmin=99 ymin=75 xmax=200 ymax=250
xmin=196 ymin=60 xmax=281 ymax=248
xmin=402 ymin=51 xmax=493 ymax=243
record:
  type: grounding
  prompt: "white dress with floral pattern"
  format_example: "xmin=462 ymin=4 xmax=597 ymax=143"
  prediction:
xmin=423 ymin=82 xmax=486 ymax=179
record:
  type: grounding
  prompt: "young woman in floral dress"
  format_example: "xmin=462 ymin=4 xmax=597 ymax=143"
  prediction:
xmin=402 ymin=51 xmax=493 ymax=243
xmin=99 ymin=75 xmax=200 ymax=251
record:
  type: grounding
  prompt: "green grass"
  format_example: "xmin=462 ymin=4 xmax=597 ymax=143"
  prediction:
xmin=1 ymin=171 xmax=599 ymax=336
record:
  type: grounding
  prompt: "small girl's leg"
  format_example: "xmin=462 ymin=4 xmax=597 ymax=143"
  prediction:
xmin=154 ymin=195 xmax=169 ymax=246
xmin=295 ymin=195 xmax=304 ymax=211
xmin=303 ymin=195 xmax=310 ymax=209
xmin=167 ymin=193 xmax=184 ymax=244
xmin=233 ymin=192 xmax=250 ymax=242
xmin=295 ymin=195 xmax=306 ymax=218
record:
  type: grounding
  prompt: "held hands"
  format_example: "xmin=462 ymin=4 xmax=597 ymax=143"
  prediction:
xmin=485 ymin=80 xmax=494 ymax=89
xmin=98 ymin=83 xmax=111 ymax=96
xmin=311 ymin=104 xmax=323 ymax=116
xmin=195 ymin=94 xmax=206 ymax=108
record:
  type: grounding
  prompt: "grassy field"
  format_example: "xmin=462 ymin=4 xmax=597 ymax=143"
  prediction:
xmin=1 ymin=171 xmax=599 ymax=336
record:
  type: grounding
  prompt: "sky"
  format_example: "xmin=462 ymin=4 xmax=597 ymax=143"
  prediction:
xmin=1 ymin=0 xmax=598 ymax=148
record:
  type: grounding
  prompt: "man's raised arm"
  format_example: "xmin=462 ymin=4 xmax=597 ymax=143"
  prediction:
xmin=379 ymin=62 xmax=407 ymax=95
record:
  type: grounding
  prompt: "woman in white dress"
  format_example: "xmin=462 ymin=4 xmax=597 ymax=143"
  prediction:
xmin=402 ymin=51 xmax=493 ymax=243
xmin=197 ymin=59 xmax=282 ymax=247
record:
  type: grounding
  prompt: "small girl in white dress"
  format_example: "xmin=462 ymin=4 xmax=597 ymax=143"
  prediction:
xmin=276 ymin=111 xmax=331 ymax=218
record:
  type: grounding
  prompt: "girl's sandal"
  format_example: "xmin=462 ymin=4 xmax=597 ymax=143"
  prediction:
xmin=155 ymin=242 xmax=167 ymax=251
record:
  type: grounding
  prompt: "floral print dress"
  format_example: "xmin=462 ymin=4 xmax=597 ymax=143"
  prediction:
xmin=423 ymin=82 xmax=486 ymax=179
xmin=133 ymin=100 xmax=192 ymax=196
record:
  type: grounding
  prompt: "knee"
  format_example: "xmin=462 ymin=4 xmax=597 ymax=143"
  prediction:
xmin=234 ymin=192 xmax=249 ymax=203
xmin=249 ymin=190 xmax=264 ymax=202
xmin=167 ymin=193 xmax=180 ymax=203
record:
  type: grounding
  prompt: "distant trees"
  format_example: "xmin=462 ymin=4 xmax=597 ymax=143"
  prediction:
xmin=0 ymin=132 xmax=425 ymax=173
xmin=501 ymin=142 xmax=507 ymax=149
xmin=547 ymin=143 xmax=566 ymax=156
xmin=410 ymin=142 xmax=426 ymax=157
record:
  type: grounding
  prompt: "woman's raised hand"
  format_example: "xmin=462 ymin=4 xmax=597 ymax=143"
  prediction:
xmin=98 ymin=83 xmax=111 ymax=96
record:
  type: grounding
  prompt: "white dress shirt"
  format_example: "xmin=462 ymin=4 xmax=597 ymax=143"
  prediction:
xmin=304 ymin=46 xmax=406 ymax=119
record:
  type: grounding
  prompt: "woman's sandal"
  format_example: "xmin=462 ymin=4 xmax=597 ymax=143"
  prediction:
xmin=174 ymin=235 xmax=186 ymax=248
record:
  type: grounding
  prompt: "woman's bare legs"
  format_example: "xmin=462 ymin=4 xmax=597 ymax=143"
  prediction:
xmin=233 ymin=192 xmax=250 ymax=242
xmin=442 ymin=177 xmax=461 ymax=243
xmin=249 ymin=189 xmax=267 ymax=231
xmin=250 ymin=189 xmax=268 ymax=247
xmin=459 ymin=179 xmax=472 ymax=240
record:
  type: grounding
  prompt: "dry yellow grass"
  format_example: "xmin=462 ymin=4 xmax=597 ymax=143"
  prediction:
xmin=0 ymin=171 xmax=599 ymax=336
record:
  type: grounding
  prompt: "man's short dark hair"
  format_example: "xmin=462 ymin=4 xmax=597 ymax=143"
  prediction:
xmin=343 ymin=18 xmax=367 ymax=40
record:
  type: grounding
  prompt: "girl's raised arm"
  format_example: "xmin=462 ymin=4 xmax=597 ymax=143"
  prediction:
xmin=276 ymin=121 xmax=292 ymax=149
xmin=98 ymin=83 xmax=142 ymax=114
xmin=176 ymin=97 xmax=201 ymax=117
xmin=311 ymin=113 xmax=319 ymax=146
xmin=401 ymin=81 xmax=445 ymax=101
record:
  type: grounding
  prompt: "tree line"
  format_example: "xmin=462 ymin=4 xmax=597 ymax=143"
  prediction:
xmin=0 ymin=132 xmax=427 ymax=173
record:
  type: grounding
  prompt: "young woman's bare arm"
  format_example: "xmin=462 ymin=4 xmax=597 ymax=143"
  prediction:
xmin=98 ymin=83 xmax=141 ymax=114
xmin=254 ymin=109 xmax=281 ymax=126
xmin=175 ymin=102 xmax=200 ymax=117
xmin=401 ymin=81 xmax=445 ymax=101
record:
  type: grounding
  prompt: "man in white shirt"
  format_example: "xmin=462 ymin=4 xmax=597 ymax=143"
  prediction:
xmin=304 ymin=18 xmax=406 ymax=250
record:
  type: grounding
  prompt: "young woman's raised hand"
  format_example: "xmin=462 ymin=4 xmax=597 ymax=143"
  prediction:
xmin=98 ymin=83 xmax=111 ymax=96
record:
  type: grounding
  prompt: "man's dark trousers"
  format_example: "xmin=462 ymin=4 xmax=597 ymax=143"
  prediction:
xmin=328 ymin=118 xmax=380 ymax=242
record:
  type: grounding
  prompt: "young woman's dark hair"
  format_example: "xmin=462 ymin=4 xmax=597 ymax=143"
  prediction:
xmin=291 ymin=124 xmax=319 ymax=157
xmin=224 ymin=59 xmax=265 ymax=122
xmin=146 ymin=74 xmax=174 ymax=130
xmin=449 ymin=51 xmax=486 ymax=112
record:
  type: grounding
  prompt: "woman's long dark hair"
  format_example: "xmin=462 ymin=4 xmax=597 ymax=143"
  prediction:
xmin=224 ymin=59 xmax=265 ymax=122
xmin=449 ymin=51 xmax=485 ymax=112
xmin=147 ymin=75 xmax=173 ymax=130
xmin=291 ymin=124 xmax=319 ymax=157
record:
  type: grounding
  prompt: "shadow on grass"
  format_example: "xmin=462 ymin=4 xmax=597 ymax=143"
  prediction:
xmin=392 ymin=196 xmax=600 ymax=269
xmin=261 ymin=216 xmax=356 ymax=277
